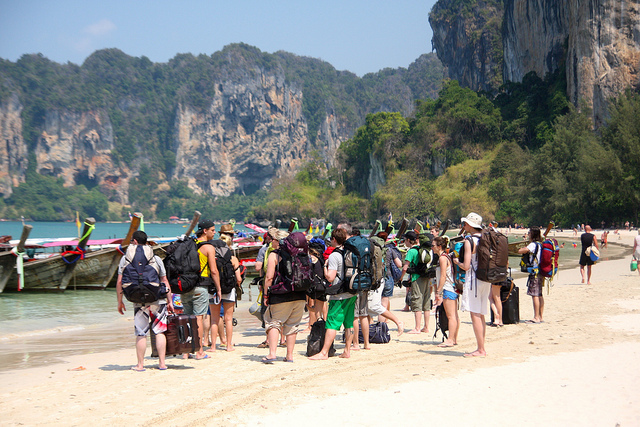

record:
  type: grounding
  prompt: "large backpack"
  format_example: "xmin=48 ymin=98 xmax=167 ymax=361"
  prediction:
xmin=369 ymin=236 xmax=386 ymax=291
xmin=163 ymin=236 xmax=201 ymax=294
xmin=270 ymin=232 xmax=313 ymax=295
xmin=475 ymin=228 xmax=509 ymax=283
xmin=121 ymin=245 xmax=165 ymax=303
xmin=520 ymin=242 xmax=541 ymax=275
xmin=200 ymin=240 xmax=238 ymax=295
xmin=343 ymin=235 xmax=374 ymax=292
xmin=539 ymin=238 xmax=559 ymax=278
xmin=452 ymin=240 xmax=466 ymax=293
xmin=309 ymin=256 xmax=329 ymax=298
xmin=407 ymin=233 xmax=437 ymax=278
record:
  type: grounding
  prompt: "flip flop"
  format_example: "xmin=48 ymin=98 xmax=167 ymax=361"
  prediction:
xmin=191 ymin=354 xmax=210 ymax=360
xmin=261 ymin=357 xmax=277 ymax=364
xmin=283 ymin=358 xmax=294 ymax=363
xmin=131 ymin=367 xmax=146 ymax=372
xmin=437 ymin=343 xmax=454 ymax=348
xmin=158 ymin=367 xmax=168 ymax=371
xmin=524 ymin=320 xmax=540 ymax=324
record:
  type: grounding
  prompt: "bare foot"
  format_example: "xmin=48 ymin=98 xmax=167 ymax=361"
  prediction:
xmin=421 ymin=328 xmax=429 ymax=334
xmin=339 ymin=352 xmax=351 ymax=359
xmin=309 ymin=352 xmax=328 ymax=360
xmin=437 ymin=341 xmax=455 ymax=348
xmin=226 ymin=345 xmax=235 ymax=352
xmin=363 ymin=346 xmax=371 ymax=350
xmin=397 ymin=321 xmax=405 ymax=337
xmin=350 ymin=345 xmax=360 ymax=351
xmin=463 ymin=350 xmax=487 ymax=357
xmin=406 ymin=329 xmax=421 ymax=334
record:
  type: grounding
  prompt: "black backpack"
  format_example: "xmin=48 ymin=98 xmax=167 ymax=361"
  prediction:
xmin=309 ymin=257 xmax=328 ymax=298
xmin=200 ymin=240 xmax=237 ymax=295
xmin=306 ymin=319 xmax=336 ymax=357
xmin=163 ymin=236 xmax=201 ymax=294
xmin=122 ymin=245 xmax=166 ymax=303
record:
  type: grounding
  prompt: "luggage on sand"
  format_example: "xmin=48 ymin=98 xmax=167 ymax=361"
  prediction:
xmin=306 ymin=319 xmax=336 ymax=357
xmin=166 ymin=314 xmax=200 ymax=356
xmin=492 ymin=279 xmax=520 ymax=325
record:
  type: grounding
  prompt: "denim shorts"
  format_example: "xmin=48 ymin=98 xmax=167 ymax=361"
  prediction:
xmin=382 ymin=277 xmax=394 ymax=297
xmin=443 ymin=289 xmax=458 ymax=300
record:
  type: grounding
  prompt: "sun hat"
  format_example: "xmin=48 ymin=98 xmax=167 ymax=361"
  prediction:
xmin=219 ymin=224 xmax=235 ymax=236
xmin=461 ymin=212 xmax=483 ymax=229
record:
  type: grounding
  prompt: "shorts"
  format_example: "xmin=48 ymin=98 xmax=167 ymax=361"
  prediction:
xmin=221 ymin=288 xmax=236 ymax=304
xmin=410 ymin=276 xmax=431 ymax=312
xmin=367 ymin=286 xmax=386 ymax=316
xmin=354 ymin=291 xmax=369 ymax=317
xmin=181 ymin=287 xmax=209 ymax=316
xmin=527 ymin=274 xmax=544 ymax=297
xmin=443 ymin=289 xmax=458 ymax=300
xmin=382 ymin=277 xmax=394 ymax=298
xmin=461 ymin=276 xmax=491 ymax=315
xmin=264 ymin=300 xmax=305 ymax=336
xmin=325 ymin=296 xmax=357 ymax=331
xmin=133 ymin=302 xmax=168 ymax=336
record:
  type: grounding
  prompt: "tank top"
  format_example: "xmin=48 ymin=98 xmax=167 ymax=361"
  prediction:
xmin=196 ymin=239 xmax=210 ymax=278
xmin=435 ymin=253 xmax=455 ymax=293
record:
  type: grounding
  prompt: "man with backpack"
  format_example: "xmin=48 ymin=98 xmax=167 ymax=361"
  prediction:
xmin=309 ymin=227 xmax=357 ymax=360
xmin=401 ymin=230 xmax=432 ymax=334
xmin=184 ymin=219 xmax=221 ymax=360
xmin=116 ymin=230 xmax=173 ymax=371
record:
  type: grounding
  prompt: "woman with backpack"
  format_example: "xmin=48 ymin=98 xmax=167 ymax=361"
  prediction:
xmin=432 ymin=236 xmax=459 ymax=347
xmin=518 ymin=227 xmax=544 ymax=323
xmin=217 ymin=233 xmax=244 ymax=351
xmin=307 ymin=238 xmax=328 ymax=328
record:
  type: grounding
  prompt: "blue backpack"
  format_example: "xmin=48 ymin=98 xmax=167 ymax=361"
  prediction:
xmin=121 ymin=245 xmax=166 ymax=303
xmin=452 ymin=241 xmax=466 ymax=293
xmin=342 ymin=235 xmax=374 ymax=292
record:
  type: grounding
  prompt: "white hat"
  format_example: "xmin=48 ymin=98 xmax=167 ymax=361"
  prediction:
xmin=461 ymin=212 xmax=483 ymax=229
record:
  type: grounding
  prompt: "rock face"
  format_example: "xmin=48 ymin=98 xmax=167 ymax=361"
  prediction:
xmin=504 ymin=0 xmax=640 ymax=124
xmin=0 ymin=94 xmax=27 ymax=197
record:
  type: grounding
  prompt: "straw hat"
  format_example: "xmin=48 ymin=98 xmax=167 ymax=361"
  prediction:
xmin=461 ymin=212 xmax=483 ymax=229
xmin=219 ymin=224 xmax=235 ymax=236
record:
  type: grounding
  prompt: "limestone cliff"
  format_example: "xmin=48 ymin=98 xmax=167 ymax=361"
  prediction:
xmin=0 ymin=94 xmax=27 ymax=197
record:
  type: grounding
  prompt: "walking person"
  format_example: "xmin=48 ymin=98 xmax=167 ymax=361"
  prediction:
xmin=579 ymin=225 xmax=599 ymax=285
xmin=453 ymin=212 xmax=490 ymax=358
xmin=116 ymin=230 xmax=173 ymax=371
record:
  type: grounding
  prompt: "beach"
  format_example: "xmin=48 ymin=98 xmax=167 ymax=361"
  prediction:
xmin=1 ymin=229 xmax=639 ymax=426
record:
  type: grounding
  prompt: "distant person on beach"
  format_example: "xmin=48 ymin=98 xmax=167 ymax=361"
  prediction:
xmin=116 ymin=230 xmax=173 ymax=371
xmin=401 ymin=230 xmax=431 ymax=334
xmin=579 ymin=225 xmax=599 ymax=285
xmin=433 ymin=236 xmax=459 ymax=347
xmin=601 ymin=230 xmax=608 ymax=248
xmin=187 ymin=219 xmax=220 ymax=359
xmin=633 ymin=230 xmax=640 ymax=277
xmin=309 ymin=227 xmax=357 ymax=360
xmin=518 ymin=227 xmax=544 ymax=323
xmin=262 ymin=230 xmax=307 ymax=363
xmin=453 ymin=212 xmax=490 ymax=357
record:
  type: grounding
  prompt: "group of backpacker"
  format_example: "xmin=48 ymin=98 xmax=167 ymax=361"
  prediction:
xmin=116 ymin=212 xmax=560 ymax=369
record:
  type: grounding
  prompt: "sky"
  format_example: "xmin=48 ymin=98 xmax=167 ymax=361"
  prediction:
xmin=0 ymin=0 xmax=439 ymax=77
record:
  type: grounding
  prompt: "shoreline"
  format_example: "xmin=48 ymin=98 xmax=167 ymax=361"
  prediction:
xmin=1 ymin=230 xmax=639 ymax=425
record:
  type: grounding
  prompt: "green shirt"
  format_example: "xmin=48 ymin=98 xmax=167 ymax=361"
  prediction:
xmin=405 ymin=245 xmax=420 ymax=282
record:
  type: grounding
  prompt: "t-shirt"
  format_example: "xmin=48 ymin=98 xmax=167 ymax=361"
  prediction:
xmin=526 ymin=242 xmax=541 ymax=267
xmin=404 ymin=246 xmax=420 ymax=282
xmin=326 ymin=249 xmax=352 ymax=301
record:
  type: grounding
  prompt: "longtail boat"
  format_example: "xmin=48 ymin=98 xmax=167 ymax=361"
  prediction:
xmin=507 ymin=222 xmax=554 ymax=256
xmin=0 ymin=225 xmax=32 ymax=293
xmin=4 ymin=219 xmax=96 ymax=292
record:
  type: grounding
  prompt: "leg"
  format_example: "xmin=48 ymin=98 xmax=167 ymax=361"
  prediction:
xmin=309 ymin=329 xmax=337 ymax=360
xmin=266 ymin=326 xmax=279 ymax=360
xmin=580 ymin=265 xmax=585 ymax=283
xmin=352 ymin=318 xmax=360 ymax=350
xmin=208 ymin=302 xmax=221 ymax=351
xmin=465 ymin=312 xmax=487 ymax=357
xmin=438 ymin=298 xmax=458 ymax=346
xmin=341 ymin=327 xmax=354 ymax=358
xmin=194 ymin=314 xmax=206 ymax=358
xmin=538 ymin=295 xmax=545 ymax=322
xmin=421 ymin=311 xmax=430 ymax=333
xmin=223 ymin=301 xmax=235 ymax=351
xmin=135 ymin=336 xmax=147 ymax=369
xmin=586 ymin=265 xmax=593 ymax=284
xmin=202 ymin=313 xmax=211 ymax=347
xmin=360 ymin=316 xmax=370 ymax=349
xmin=380 ymin=310 xmax=404 ymax=336
xmin=285 ymin=332 xmax=297 ymax=361
xmin=156 ymin=332 xmax=167 ymax=369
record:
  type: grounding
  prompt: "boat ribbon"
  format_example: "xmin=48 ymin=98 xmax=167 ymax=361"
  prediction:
xmin=11 ymin=246 xmax=26 ymax=291
xmin=60 ymin=220 xmax=95 ymax=264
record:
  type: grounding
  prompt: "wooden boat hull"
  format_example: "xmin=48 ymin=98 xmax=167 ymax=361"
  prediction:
xmin=508 ymin=240 xmax=529 ymax=257
xmin=0 ymin=251 xmax=17 ymax=293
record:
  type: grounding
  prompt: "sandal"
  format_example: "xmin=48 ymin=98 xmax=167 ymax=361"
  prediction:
xmin=257 ymin=340 xmax=268 ymax=348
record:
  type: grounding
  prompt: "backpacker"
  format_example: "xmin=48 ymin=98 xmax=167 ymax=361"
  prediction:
xmin=163 ymin=236 xmax=201 ymax=294
xmin=121 ymin=245 xmax=166 ymax=304
xmin=199 ymin=240 xmax=237 ymax=295
xmin=343 ymin=235 xmax=374 ymax=292
xmin=475 ymin=228 xmax=508 ymax=283
xmin=520 ymin=242 xmax=541 ymax=275
xmin=270 ymin=232 xmax=313 ymax=295
xmin=386 ymin=244 xmax=403 ymax=282
xmin=407 ymin=233 xmax=437 ymax=278
xmin=369 ymin=236 xmax=386 ymax=291
xmin=539 ymin=238 xmax=559 ymax=278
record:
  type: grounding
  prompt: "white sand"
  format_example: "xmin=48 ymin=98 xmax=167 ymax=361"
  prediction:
xmin=1 ymin=230 xmax=639 ymax=426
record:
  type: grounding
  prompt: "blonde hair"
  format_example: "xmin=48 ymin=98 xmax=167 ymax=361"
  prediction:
xmin=219 ymin=233 xmax=233 ymax=247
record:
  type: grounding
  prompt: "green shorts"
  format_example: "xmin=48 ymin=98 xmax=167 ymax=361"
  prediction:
xmin=325 ymin=296 xmax=357 ymax=331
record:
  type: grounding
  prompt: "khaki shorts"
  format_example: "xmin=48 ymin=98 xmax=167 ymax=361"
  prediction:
xmin=354 ymin=291 xmax=369 ymax=317
xmin=410 ymin=276 xmax=432 ymax=312
xmin=264 ymin=300 xmax=305 ymax=336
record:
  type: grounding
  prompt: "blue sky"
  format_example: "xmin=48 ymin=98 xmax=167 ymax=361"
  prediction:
xmin=0 ymin=0 xmax=438 ymax=76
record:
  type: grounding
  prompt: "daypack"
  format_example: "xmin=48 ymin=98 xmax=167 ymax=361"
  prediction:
xmin=270 ymin=232 xmax=313 ymax=295
xmin=200 ymin=240 xmax=238 ymax=295
xmin=452 ymin=241 xmax=466 ymax=294
xmin=369 ymin=236 xmax=386 ymax=291
xmin=309 ymin=256 xmax=329 ymax=297
xmin=357 ymin=321 xmax=390 ymax=344
xmin=520 ymin=242 xmax=541 ymax=275
xmin=433 ymin=303 xmax=448 ymax=342
xmin=343 ymin=235 xmax=375 ymax=292
xmin=385 ymin=244 xmax=403 ymax=282
xmin=121 ymin=245 xmax=166 ymax=304
xmin=539 ymin=238 xmax=559 ymax=278
xmin=306 ymin=319 xmax=336 ymax=357
xmin=407 ymin=233 xmax=437 ymax=278
xmin=164 ymin=236 xmax=201 ymax=294
xmin=475 ymin=228 xmax=509 ymax=283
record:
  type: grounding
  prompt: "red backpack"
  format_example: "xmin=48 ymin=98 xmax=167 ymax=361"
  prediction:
xmin=539 ymin=238 xmax=559 ymax=278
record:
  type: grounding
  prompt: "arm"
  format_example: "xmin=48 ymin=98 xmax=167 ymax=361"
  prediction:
xmin=204 ymin=246 xmax=221 ymax=295
xmin=435 ymin=255 xmax=447 ymax=305
xmin=116 ymin=274 xmax=126 ymax=315
xmin=324 ymin=257 xmax=338 ymax=283
xmin=393 ymin=255 xmax=403 ymax=269
xmin=232 ymin=256 xmax=243 ymax=285
xmin=264 ymin=252 xmax=278 ymax=303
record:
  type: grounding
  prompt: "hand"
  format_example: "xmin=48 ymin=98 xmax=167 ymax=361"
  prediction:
xmin=117 ymin=301 xmax=126 ymax=315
